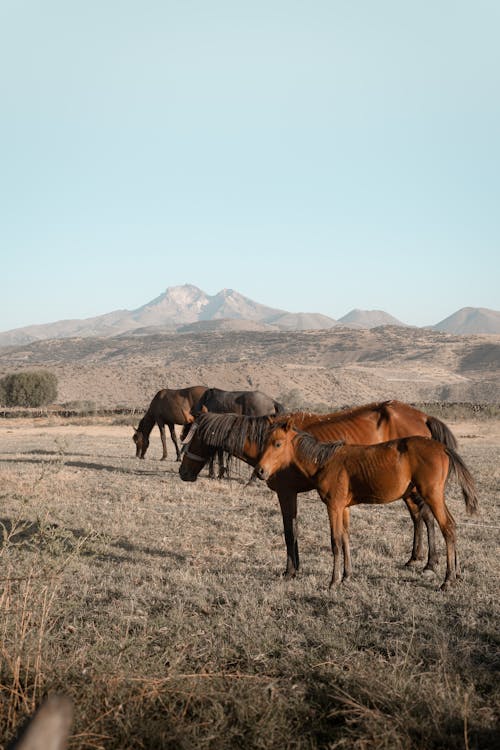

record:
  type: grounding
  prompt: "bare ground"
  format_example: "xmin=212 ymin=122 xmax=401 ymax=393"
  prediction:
xmin=0 ymin=415 xmax=499 ymax=749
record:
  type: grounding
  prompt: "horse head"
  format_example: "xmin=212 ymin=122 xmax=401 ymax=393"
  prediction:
xmin=179 ymin=420 xmax=216 ymax=481
xmin=254 ymin=422 xmax=296 ymax=481
xmin=132 ymin=426 xmax=149 ymax=459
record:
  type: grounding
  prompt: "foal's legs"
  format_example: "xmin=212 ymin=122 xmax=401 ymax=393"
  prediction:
xmin=403 ymin=496 xmax=426 ymax=564
xmin=404 ymin=494 xmax=439 ymax=574
xmin=419 ymin=490 xmax=458 ymax=590
xmin=326 ymin=499 xmax=346 ymax=587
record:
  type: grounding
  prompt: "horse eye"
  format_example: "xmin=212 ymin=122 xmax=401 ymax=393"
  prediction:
xmin=275 ymin=441 xmax=282 ymax=448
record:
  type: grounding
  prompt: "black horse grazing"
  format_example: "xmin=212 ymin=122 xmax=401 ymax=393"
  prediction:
xmin=133 ymin=385 xmax=207 ymax=460
xmin=191 ymin=387 xmax=284 ymax=419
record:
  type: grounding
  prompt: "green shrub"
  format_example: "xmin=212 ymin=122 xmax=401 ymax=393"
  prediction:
xmin=0 ymin=370 xmax=58 ymax=407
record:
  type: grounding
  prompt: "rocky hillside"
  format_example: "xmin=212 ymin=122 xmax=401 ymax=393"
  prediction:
xmin=0 ymin=326 xmax=498 ymax=410
xmin=433 ymin=307 xmax=500 ymax=335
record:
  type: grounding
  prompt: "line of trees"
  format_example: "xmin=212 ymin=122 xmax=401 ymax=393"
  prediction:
xmin=0 ymin=370 xmax=58 ymax=408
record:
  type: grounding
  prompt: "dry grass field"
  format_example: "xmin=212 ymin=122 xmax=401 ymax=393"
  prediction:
xmin=0 ymin=414 xmax=499 ymax=749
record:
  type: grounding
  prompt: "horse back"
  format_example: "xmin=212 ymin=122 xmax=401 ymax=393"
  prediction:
xmin=296 ymin=401 xmax=435 ymax=445
xmin=153 ymin=386 xmax=208 ymax=424
xmin=327 ymin=437 xmax=446 ymax=503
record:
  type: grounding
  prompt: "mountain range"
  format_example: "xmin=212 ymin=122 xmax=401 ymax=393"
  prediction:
xmin=0 ymin=285 xmax=499 ymax=347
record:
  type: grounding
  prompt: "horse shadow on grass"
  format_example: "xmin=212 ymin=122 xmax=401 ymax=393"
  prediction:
xmin=0 ymin=516 xmax=187 ymax=567
xmin=0 ymin=455 xmax=170 ymax=477
xmin=300 ymin=673 xmax=497 ymax=750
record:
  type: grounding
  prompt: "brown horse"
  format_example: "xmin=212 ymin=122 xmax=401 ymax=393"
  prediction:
xmin=179 ymin=400 xmax=458 ymax=576
xmin=254 ymin=422 xmax=478 ymax=590
xmin=133 ymin=386 xmax=207 ymax=460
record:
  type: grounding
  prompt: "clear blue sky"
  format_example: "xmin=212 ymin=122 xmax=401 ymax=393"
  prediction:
xmin=1 ymin=0 xmax=499 ymax=331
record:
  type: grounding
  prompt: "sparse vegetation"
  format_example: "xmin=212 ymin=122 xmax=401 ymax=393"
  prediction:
xmin=0 ymin=370 xmax=58 ymax=408
xmin=413 ymin=401 xmax=500 ymax=421
xmin=0 ymin=416 xmax=498 ymax=749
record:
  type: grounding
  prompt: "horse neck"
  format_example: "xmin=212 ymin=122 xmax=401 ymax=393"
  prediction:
xmin=290 ymin=444 xmax=322 ymax=479
xmin=241 ymin=438 xmax=261 ymax=466
xmin=138 ymin=411 xmax=156 ymax=437
xmin=290 ymin=434 xmax=342 ymax=480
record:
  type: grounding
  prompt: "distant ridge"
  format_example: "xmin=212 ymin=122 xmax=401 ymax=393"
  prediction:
xmin=0 ymin=285 xmax=498 ymax=347
xmin=433 ymin=307 xmax=500 ymax=335
xmin=337 ymin=309 xmax=408 ymax=329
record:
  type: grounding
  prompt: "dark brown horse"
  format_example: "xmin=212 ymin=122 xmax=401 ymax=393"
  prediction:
xmin=179 ymin=401 xmax=459 ymax=576
xmin=190 ymin=387 xmax=284 ymax=418
xmin=186 ymin=387 xmax=284 ymax=478
xmin=133 ymin=386 xmax=207 ymax=460
xmin=254 ymin=422 xmax=478 ymax=590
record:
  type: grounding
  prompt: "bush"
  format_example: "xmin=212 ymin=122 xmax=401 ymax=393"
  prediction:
xmin=0 ymin=370 xmax=58 ymax=407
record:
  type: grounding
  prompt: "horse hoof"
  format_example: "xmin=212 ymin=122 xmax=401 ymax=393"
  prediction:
xmin=328 ymin=579 xmax=342 ymax=589
xmin=440 ymin=578 xmax=457 ymax=591
xmin=404 ymin=558 xmax=420 ymax=568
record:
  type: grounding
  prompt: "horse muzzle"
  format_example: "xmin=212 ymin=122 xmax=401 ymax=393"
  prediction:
xmin=254 ymin=465 xmax=269 ymax=481
xmin=179 ymin=466 xmax=197 ymax=482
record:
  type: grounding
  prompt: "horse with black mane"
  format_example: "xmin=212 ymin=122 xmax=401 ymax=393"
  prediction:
xmin=133 ymin=385 xmax=207 ymax=461
xmin=179 ymin=401 xmax=459 ymax=577
xmin=254 ymin=420 xmax=478 ymax=590
xmin=186 ymin=387 xmax=284 ymax=478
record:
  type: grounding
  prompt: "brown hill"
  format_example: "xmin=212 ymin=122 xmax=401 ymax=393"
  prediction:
xmin=0 ymin=326 xmax=498 ymax=410
xmin=337 ymin=309 xmax=408 ymax=328
xmin=433 ymin=307 xmax=500 ymax=335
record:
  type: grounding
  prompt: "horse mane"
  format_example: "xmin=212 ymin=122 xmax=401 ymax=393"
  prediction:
xmin=195 ymin=413 xmax=272 ymax=454
xmin=137 ymin=411 xmax=156 ymax=436
xmin=294 ymin=431 xmax=345 ymax=465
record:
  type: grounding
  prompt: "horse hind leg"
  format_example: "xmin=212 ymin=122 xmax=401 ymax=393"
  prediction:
xmin=421 ymin=502 xmax=439 ymax=576
xmin=403 ymin=494 xmax=426 ymax=566
xmin=419 ymin=489 xmax=458 ymax=591
xmin=158 ymin=423 xmax=168 ymax=460
xmin=341 ymin=508 xmax=352 ymax=580
xmin=403 ymin=491 xmax=440 ymax=576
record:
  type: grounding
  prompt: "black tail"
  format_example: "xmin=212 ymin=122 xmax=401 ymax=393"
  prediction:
xmin=427 ymin=415 xmax=458 ymax=450
xmin=273 ymin=400 xmax=286 ymax=415
xmin=446 ymin=447 xmax=479 ymax=516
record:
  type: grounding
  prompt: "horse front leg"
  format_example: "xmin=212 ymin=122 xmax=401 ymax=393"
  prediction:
xmin=167 ymin=423 xmax=181 ymax=461
xmin=326 ymin=499 xmax=345 ymax=588
xmin=217 ymin=449 xmax=227 ymax=479
xmin=277 ymin=490 xmax=299 ymax=579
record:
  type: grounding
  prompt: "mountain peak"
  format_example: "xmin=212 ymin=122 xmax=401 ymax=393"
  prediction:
xmin=433 ymin=307 xmax=500 ymax=334
xmin=337 ymin=309 xmax=408 ymax=328
xmin=0 ymin=287 xmax=498 ymax=348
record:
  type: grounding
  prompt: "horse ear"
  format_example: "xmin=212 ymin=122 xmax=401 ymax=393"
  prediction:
xmin=283 ymin=416 xmax=295 ymax=432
